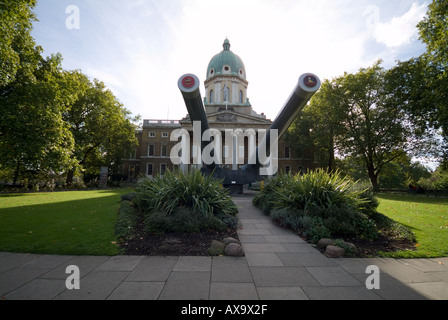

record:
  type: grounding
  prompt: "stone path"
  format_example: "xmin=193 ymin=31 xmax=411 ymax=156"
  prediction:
xmin=0 ymin=194 xmax=447 ymax=300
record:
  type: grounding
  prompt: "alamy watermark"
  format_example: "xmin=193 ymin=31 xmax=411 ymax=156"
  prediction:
xmin=65 ymin=265 xmax=80 ymax=290
xmin=365 ymin=265 xmax=380 ymax=290
xmin=170 ymin=121 xmax=279 ymax=176
xmin=66 ymin=5 xmax=80 ymax=30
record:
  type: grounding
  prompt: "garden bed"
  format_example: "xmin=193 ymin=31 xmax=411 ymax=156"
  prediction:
xmin=120 ymin=228 xmax=239 ymax=256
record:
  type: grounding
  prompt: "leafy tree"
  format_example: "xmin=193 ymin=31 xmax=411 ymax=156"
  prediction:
xmin=0 ymin=0 xmax=38 ymax=87
xmin=417 ymin=0 xmax=448 ymax=163
xmin=64 ymin=77 xmax=139 ymax=184
xmin=0 ymin=1 xmax=83 ymax=184
xmin=335 ymin=62 xmax=421 ymax=191
xmin=286 ymin=80 xmax=346 ymax=172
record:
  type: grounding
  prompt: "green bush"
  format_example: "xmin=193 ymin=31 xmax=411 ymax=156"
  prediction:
xmin=115 ymin=200 xmax=139 ymax=242
xmin=254 ymin=170 xmax=379 ymax=241
xmin=143 ymin=207 xmax=228 ymax=234
xmin=133 ymin=169 xmax=238 ymax=234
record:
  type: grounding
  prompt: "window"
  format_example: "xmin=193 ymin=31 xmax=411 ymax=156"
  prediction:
xmin=161 ymin=145 xmax=167 ymax=157
xmin=239 ymin=90 xmax=243 ymax=104
xmin=149 ymin=132 xmax=156 ymax=138
xmin=130 ymin=149 xmax=137 ymax=159
xmin=285 ymin=147 xmax=290 ymax=159
xmin=160 ymin=164 xmax=167 ymax=176
xmin=210 ymin=90 xmax=214 ymax=103
xmin=147 ymin=163 xmax=153 ymax=176
xmin=285 ymin=166 xmax=291 ymax=174
xmin=129 ymin=165 xmax=135 ymax=179
xmin=148 ymin=145 xmax=155 ymax=157
xmin=162 ymin=132 xmax=169 ymax=138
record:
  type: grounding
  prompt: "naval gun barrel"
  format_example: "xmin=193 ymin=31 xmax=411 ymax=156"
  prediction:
xmin=245 ymin=73 xmax=321 ymax=171
xmin=178 ymin=74 xmax=217 ymax=170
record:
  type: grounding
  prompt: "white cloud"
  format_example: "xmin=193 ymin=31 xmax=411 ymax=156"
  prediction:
xmin=373 ymin=2 xmax=427 ymax=48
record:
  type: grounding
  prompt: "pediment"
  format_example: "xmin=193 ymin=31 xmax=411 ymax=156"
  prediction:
xmin=207 ymin=110 xmax=271 ymax=125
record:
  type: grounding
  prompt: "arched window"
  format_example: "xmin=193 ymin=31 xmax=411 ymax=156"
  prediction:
xmin=239 ymin=90 xmax=244 ymax=104
xmin=210 ymin=90 xmax=214 ymax=104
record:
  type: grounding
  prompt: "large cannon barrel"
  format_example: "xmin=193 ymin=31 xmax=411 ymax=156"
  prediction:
xmin=178 ymin=74 xmax=217 ymax=170
xmin=178 ymin=74 xmax=210 ymax=139
xmin=245 ymin=73 xmax=321 ymax=171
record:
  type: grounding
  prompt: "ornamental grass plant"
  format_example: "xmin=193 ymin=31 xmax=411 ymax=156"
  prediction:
xmin=130 ymin=169 xmax=238 ymax=235
xmin=253 ymin=169 xmax=380 ymax=242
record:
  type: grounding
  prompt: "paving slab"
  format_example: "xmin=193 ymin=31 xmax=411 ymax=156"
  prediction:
xmin=250 ymin=266 xmax=320 ymax=287
xmin=159 ymin=271 xmax=210 ymax=300
xmin=256 ymin=286 xmax=310 ymax=300
xmin=95 ymin=255 xmax=143 ymax=272
xmin=302 ymin=286 xmax=382 ymax=300
xmin=0 ymin=266 xmax=51 ymax=297
xmin=173 ymin=256 xmax=212 ymax=272
xmin=408 ymin=281 xmax=448 ymax=300
xmin=107 ymin=282 xmax=165 ymax=300
xmin=211 ymin=256 xmax=253 ymax=283
xmin=4 ymin=278 xmax=66 ymax=300
xmin=126 ymin=256 xmax=178 ymax=282
xmin=54 ymin=270 xmax=129 ymax=300
xmin=245 ymin=253 xmax=284 ymax=267
xmin=277 ymin=252 xmax=337 ymax=267
xmin=306 ymin=266 xmax=363 ymax=287
xmin=210 ymin=283 xmax=259 ymax=300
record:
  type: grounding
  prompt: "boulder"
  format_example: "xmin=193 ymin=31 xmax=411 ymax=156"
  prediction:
xmin=222 ymin=237 xmax=241 ymax=245
xmin=318 ymin=238 xmax=335 ymax=248
xmin=342 ymin=241 xmax=358 ymax=254
xmin=324 ymin=245 xmax=345 ymax=258
xmin=224 ymin=243 xmax=245 ymax=257
xmin=208 ymin=240 xmax=226 ymax=256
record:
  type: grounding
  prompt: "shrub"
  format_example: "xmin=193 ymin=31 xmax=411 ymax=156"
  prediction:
xmin=254 ymin=169 xmax=379 ymax=241
xmin=143 ymin=207 xmax=228 ymax=234
xmin=133 ymin=169 xmax=238 ymax=234
xmin=115 ymin=200 xmax=139 ymax=242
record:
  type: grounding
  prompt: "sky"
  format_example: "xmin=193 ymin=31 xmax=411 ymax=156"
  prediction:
xmin=31 ymin=0 xmax=429 ymax=122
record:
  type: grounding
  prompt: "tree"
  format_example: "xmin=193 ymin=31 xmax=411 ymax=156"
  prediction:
xmin=417 ymin=0 xmax=448 ymax=163
xmin=0 ymin=1 xmax=82 ymax=184
xmin=0 ymin=54 xmax=86 ymax=184
xmin=64 ymin=76 xmax=139 ymax=184
xmin=0 ymin=0 xmax=38 ymax=87
xmin=286 ymin=79 xmax=346 ymax=172
xmin=336 ymin=62 xmax=419 ymax=191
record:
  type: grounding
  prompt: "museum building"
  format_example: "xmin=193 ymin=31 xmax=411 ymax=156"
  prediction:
xmin=122 ymin=39 xmax=322 ymax=180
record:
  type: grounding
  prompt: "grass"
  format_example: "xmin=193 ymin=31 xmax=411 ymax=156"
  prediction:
xmin=376 ymin=194 xmax=448 ymax=258
xmin=0 ymin=189 xmax=131 ymax=256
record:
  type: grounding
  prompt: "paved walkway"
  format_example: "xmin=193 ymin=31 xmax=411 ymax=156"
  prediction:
xmin=1 ymin=193 xmax=447 ymax=300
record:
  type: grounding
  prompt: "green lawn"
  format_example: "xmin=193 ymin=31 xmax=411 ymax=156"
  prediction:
xmin=0 ymin=189 xmax=131 ymax=256
xmin=377 ymin=194 xmax=448 ymax=258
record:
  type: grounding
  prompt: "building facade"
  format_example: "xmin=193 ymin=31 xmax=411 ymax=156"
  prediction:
xmin=122 ymin=39 xmax=322 ymax=180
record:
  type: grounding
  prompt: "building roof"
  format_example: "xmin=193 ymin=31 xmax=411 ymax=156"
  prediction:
xmin=206 ymin=39 xmax=246 ymax=81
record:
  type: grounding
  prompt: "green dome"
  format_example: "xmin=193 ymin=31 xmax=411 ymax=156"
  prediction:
xmin=206 ymin=39 xmax=246 ymax=80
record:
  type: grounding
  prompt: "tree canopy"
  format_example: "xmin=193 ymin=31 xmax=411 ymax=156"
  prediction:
xmin=0 ymin=1 xmax=139 ymax=185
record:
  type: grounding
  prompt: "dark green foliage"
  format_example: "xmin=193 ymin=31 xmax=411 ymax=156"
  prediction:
xmin=133 ymin=169 xmax=238 ymax=234
xmin=143 ymin=207 xmax=228 ymax=234
xmin=114 ymin=200 xmax=139 ymax=242
xmin=254 ymin=170 xmax=379 ymax=241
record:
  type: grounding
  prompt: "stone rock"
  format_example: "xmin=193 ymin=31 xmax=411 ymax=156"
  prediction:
xmin=224 ymin=243 xmax=245 ymax=257
xmin=324 ymin=245 xmax=345 ymax=258
xmin=318 ymin=238 xmax=335 ymax=248
xmin=222 ymin=237 xmax=241 ymax=245
xmin=208 ymin=240 xmax=226 ymax=256
xmin=342 ymin=241 xmax=358 ymax=254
